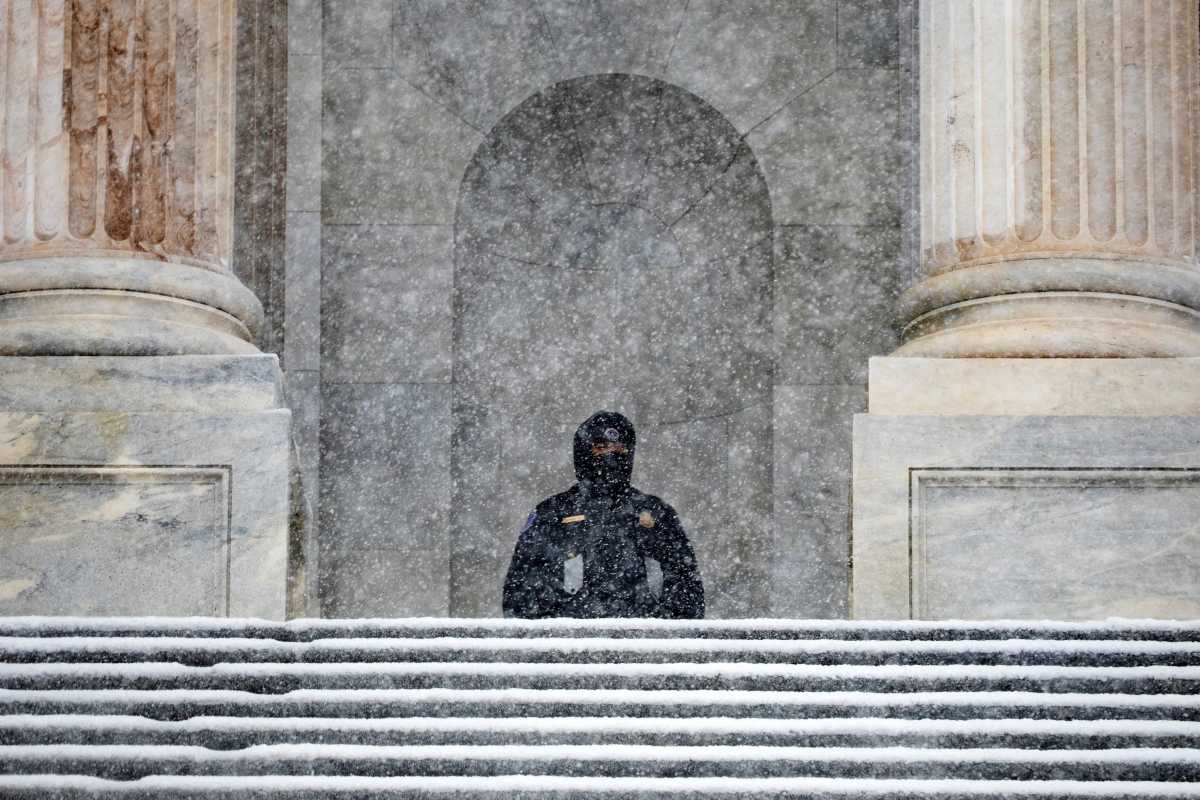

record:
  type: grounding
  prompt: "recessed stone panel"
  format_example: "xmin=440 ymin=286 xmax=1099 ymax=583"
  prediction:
xmin=911 ymin=469 xmax=1200 ymax=619
xmin=0 ymin=466 xmax=229 ymax=616
xmin=853 ymin=413 xmax=1200 ymax=620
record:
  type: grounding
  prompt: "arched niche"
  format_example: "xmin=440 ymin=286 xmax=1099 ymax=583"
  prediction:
xmin=451 ymin=74 xmax=774 ymax=617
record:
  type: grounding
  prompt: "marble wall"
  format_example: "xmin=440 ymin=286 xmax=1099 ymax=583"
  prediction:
xmin=289 ymin=0 xmax=914 ymax=617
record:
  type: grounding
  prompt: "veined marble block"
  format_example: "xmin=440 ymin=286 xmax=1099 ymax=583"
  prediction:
xmin=852 ymin=413 xmax=1200 ymax=620
xmin=0 ymin=356 xmax=291 ymax=619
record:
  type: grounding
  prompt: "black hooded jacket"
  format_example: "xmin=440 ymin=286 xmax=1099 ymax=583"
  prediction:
xmin=502 ymin=412 xmax=705 ymax=619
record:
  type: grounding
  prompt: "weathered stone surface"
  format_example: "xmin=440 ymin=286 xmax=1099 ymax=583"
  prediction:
xmin=870 ymin=357 xmax=1200 ymax=416
xmin=666 ymin=0 xmax=837 ymax=133
xmin=748 ymin=69 xmax=901 ymax=226
xmin=319 ymin=383 xmax=450 ymax=616
xmin=284 ymin=212 xmax=321 ymax=371
xmin=773 ymin=384 xmax=863 ymax=618
xmin=322 ymin=0 xmax=391 ymax=68
xmin=0 ymin=408 xmax=291 ymax=618
xmin=0 ymin=0 xmax=269 ymax=356
xmin=539 ymin=0 xmax=688 ymax=80
xmin=853 ymin=414 xmax=1200 ymax=619
xmin=321 ymin=225 xmax=452 ymax=385
xmin=322 ymin=70 xmax=481 ymax=225
xmin=838 ymin=0 xmax=900 ymax=68
xmin=393 ymin=0 xmax=560 ymax=131
xmin=902 ymin=0 xmax=1200 ymax=357
xmin=284 ymin=368 xmax=320 ymax=521
xmin=285 ymin=55 xmax=321 ymax=213
xmin=286 ymin=0 xmax=321 ymax=57
xmin=0 ymin=355 xmax=283 ymax=412
xmin=774 ymin=225 xmax=903 ymax=385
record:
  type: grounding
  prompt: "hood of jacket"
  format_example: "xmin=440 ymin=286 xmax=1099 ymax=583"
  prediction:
xmin=573 ymin=410 xmax=636 ymax=495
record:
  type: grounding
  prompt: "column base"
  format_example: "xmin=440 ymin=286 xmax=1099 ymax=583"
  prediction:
xmin=852 ymin=357 xmax=1200 ymax=620
xmin=0 ymin=356 xmax=292 ymax=619
xmin=895 ymin=258 xmax=1200 ymax=357
xmin=0 ymin=257 xmax=265 ymax=355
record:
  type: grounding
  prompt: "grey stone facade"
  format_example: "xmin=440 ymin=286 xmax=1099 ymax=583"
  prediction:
xmin=284 ymin=0 xmax=915 ymax=618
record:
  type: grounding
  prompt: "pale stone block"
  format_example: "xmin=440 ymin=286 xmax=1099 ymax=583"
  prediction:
xmin=774 ymin=385 xmax=863 ymax=618
xmin=287 ymin=0 xmax=321 ymax=56
xmin=0 ymin=466 xmax=230 ymax=615
xmin=747 ymin=69 xmax=901 ymax=225
xmin=838 ymin=0 xmax=899 ymax=68
xmin=321 ymin=225 xmax=452 ymax=384
xmin=0 ymin=355 xmax=282 ymax=412
xmin=666 ymin=0 xmax=836 ymax=133
xmin=870 ymin=357 xmax=1200 ymax=416
xmin=0 ymin=409 xmax=291 ymax=618
xmin=284 ymin=212 xmax=320 ymax=370
xmin=393 ymin=0 xmax=560 ymax=131
xmin=319 ymin=383 xmax=450 ymax=615
xmin=286 ymin=55 xmax=322 ymax=213
xmin=539 ymin=0 xmax=688 ymax=80
xmin=852 ymin=414 xmax=1200 ymax=620
xmin=322 ymin=0 xmax=391 ymax=68
xmin=774 ymin=226 xmax=903 ymax=385
xmin=322 ymin=70 xmax=481 ymax=225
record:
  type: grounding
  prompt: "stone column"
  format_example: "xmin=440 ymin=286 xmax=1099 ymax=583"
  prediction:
xmin=0 ymin=1 xmax=293 ymax=620
xmin=899 ymin=0 xmax=1200 ymax=357
xmin=0 ymin=0 xmax=263 ymax=355
xmin=851 ymin=0 xmax=1200 ymax=621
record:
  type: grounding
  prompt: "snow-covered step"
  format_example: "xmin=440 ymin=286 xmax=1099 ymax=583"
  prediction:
xmin=5 ymin=714 xmax=1199 ymax=750
xmin=2 ymin=618 xmax=1197 ymax=797
xmin=3 ymin=743 xmax=1200 ymax=782
xmin=3 ymin=661 xmax=1197 ymax=694
xmin=2 ymin=775 xmax=1199 ymax=799
xmin=4 ymin=635 xmax=1198 ymax=667
xmin=4 ymin=687 xmax=1197 ymax=721
xmin=3 ymin=617 xmax=1198 ymax=642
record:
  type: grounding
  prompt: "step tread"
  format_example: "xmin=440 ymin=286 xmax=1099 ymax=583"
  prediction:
xmin=5 ymin=714 xmax=1198 ymax=737
xmin=6 ymin=742 xmax=1200 ymax=765
xmin=1 ymin=774 xmax=1198 ymax=798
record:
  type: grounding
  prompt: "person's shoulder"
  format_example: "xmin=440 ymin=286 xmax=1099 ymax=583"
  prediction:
xmin=629 ymin=487 xmax=677 ymax=517
xmin=533 ymin=484 xmax=579 ymax=515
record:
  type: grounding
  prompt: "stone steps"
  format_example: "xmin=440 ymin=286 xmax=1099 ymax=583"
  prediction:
xmin=4 ymin=714 xmax=1198 ymax=749
xmin=4 ymin=687 xmax=1197 ymax=721
xmin=3 ymin=661 xmax=1197 ymax=693
xmin=3 ymin=618 xmax=1197 ymax=641
xmin=1 ymin=618 xmax=1198 ymax=798
xmin=4 ymin=742 xmax=1200 ymax=781
xmin=4 ymin=635 xmax=1197 ymax=666
xmin=2 ymin=775 xmax=1199 ymax=799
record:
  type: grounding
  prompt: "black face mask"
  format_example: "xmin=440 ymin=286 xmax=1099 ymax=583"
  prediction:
xmin=573 ymin=411 xmax=636 ymax=495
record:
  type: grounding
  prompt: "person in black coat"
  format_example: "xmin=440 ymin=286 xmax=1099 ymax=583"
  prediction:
xmin=502 ymin=411 xmax=704 ymax=619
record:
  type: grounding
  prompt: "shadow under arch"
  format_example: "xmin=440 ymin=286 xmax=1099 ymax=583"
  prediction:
xmin=451 ymin=73 xmax=774 ymax=618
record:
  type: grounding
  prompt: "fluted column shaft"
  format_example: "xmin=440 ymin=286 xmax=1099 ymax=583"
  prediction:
xmin=0 ymin=0 xmax=262 ymax=355
xmin=901 ymin=0 xmax=1200 ymax=357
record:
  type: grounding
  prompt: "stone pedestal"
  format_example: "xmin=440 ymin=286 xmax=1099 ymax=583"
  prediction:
xmin=0 ymin=356 xmax=290 ymax=618
xmin=854 ymin=357 xmax=1200 ymax=619
xmin=852 ymin=1 xmax=1200 ymax=619
xmin=0 ymin=3 xmax=295 ymax=617
xmin=853 ymin=410 xmax=1200 ymax=621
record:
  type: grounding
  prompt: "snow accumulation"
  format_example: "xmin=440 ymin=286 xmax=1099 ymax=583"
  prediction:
xmin=2 ymin=661 xmax=1196 ymax=681
xmin=2 ymin=616 xmax=1198 ymax=633
xmin=3 ymin=687 xmax=1197 ymax=708
xmin=4 ymin=743 xmax=1200 ymax=765
xmin=1 ymin=774 xmax=1199 ymax=797
xmin=3 ymin=713 xmax=1199 ymax=738
xmin=2 ymin=635 xmax=1197 ymax=656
